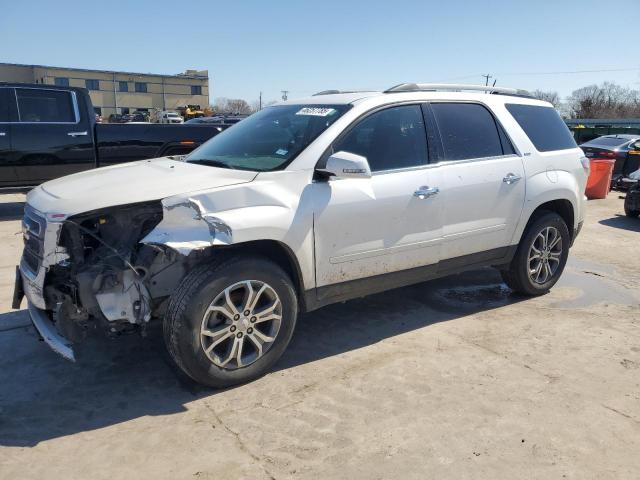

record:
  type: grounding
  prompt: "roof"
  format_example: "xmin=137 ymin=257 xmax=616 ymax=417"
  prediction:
xmin=0 ymin=62 xmax=208 ymax=80
xmin=275 ymin=89 xmax=546 ymax=107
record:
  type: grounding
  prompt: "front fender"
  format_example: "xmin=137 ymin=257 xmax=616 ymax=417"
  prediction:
xmin=141 ymin=170 xmax=316 ymax=290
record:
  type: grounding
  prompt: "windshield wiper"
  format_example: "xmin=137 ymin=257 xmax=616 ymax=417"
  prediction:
xmin=188 ymin=159 xmax=233 ymax=169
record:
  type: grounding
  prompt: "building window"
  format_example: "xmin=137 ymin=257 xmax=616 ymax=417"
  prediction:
xmin=85 ymin=79 xmax=100 ymax=90
xmin=135 ymin=82 xmax=147 ymax=93
xmin=191 ymin=85 xmax=202 ymax=95
xmin=119 ymin=81 xmax=128 ymax=92
xmin=54 ymin=77 xmax=69 ymax=87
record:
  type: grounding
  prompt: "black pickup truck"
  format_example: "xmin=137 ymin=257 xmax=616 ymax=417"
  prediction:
xmin=0 ymin=83 xmax=225 ymax=187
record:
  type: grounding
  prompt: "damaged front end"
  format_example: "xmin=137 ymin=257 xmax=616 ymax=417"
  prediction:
xmin=18 ymin=200 xmax=207 ymax=360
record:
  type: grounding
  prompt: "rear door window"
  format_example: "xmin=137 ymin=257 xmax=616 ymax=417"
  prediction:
xmin=15 ymin=88 xmax=77 ymax=123
xmin=431 ymin=103 xmax=504 ymax=161
xmin=334 ymin=105 xmax=428 ymax=171
xmin=506 ymin=104 xmax=577 ymax=152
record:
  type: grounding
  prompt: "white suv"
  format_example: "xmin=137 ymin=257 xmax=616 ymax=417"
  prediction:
xmin=157 ymin=111 xmax=184 ymax=124
xmin=15 ymin=83 xmax=588 ymax=387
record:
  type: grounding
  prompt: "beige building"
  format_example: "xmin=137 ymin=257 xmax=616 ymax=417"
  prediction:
xmin=0 ymin=62 xmax=210 ymax=119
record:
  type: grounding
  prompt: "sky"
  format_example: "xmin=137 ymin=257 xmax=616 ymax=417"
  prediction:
xmin=1 ymin=0 xmax=638 ymax=105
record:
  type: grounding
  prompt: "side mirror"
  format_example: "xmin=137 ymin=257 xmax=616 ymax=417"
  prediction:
xmin=316 ymin=151 xmax=372 ymax=180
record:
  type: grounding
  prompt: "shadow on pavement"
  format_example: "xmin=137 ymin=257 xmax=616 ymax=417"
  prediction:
xmin=599 ymin=214 xmax=640 ymax=233
xmin=0 ymin=267 xmax=523 ymax=447
xmin=0 ymin=201 xmax=25 ymax=221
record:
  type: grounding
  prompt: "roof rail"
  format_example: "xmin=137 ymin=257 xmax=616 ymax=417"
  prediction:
xmin=312 ymin=89 xmax=376 ymax=96
xmin=384 ymin=83 xmax=532 ymax=98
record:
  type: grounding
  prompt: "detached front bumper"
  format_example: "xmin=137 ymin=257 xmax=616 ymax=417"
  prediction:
xmin=14 ymin=263 xmax=76 ymax=361
xmin=28 ymin=301 xmax=75 ymax=361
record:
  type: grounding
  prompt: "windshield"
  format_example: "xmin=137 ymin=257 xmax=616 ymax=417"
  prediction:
xmin=167 ymin=113 xmax=179 ymax=117
xmin=186 ymin=104 xmax=351 ymax=171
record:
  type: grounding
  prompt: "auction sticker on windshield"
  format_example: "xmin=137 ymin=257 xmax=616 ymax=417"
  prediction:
xmin=296 ymin=107 xmax=336 ymax=116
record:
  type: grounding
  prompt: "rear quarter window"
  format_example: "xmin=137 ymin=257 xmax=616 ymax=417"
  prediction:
xmin=505 ymin=104 xmax=577 ymax=152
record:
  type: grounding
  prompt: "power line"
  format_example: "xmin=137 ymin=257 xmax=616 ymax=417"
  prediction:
xmin=439 ymin=67 xmax=640 ymax=82
xmin=499 ymin=67 xmax=640 ymax=76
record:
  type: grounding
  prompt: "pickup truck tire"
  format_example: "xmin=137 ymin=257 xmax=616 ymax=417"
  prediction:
xmin=163 ymin=256 xmax=298 ymax=388
xmin=500 ymin=211 xmax=570 ymax=296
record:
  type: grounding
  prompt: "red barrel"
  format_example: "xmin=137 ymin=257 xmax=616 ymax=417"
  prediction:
xmin=585 ymin=159 xmax=615 ymax=199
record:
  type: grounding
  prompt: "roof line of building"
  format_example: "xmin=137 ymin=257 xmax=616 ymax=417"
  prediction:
xmin=0 ymin=62 xmax=208 ymax=80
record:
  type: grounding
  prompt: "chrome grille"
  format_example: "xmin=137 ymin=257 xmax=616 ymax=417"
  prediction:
xmin=22 ymin=205 xmax=46 ymax=275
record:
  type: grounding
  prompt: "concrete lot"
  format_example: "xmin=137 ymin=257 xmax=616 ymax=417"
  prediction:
xmin=0 ymin=192 xmax=638 ymax=479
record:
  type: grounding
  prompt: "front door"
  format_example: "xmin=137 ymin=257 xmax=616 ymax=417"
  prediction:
xmin=313 ymin=104 xmax=443 ymax=291
xmin=428 ymin=102 xmax=526 ymax=260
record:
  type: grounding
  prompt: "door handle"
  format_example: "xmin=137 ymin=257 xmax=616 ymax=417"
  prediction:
xmin=414 ymin=186 xmax=439 ymax=199
xmin=67 ymin=131 xmax=88 ymax=137
xmin=503 ymin=173 xmax=522 ymax=185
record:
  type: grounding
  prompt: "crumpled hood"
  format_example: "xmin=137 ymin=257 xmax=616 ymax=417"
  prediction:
xmin=26 ymin=157 xmax=258 ymax=216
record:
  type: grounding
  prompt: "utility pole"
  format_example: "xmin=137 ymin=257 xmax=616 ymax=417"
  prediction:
xmin=482 ymin=74 xmax=493 ymax=86
xmin=281 ymin=90 xmax=289 ymax=101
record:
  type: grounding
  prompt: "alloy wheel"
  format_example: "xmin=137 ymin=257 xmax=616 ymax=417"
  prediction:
xmin=527 ymin=226 xmax=562 ymax=285
xmin=200 ymin=280 xmax=282 ymax=369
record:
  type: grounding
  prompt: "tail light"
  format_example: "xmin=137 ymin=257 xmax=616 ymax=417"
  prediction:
xmin=579 ymin=156 xmax=590 ymax=174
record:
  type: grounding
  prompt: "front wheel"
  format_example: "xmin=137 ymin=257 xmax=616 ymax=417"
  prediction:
xmin=164 ymin=256 xmax=298 ymax=388
xmin=501 ymin=211 xmax=570 ymax=296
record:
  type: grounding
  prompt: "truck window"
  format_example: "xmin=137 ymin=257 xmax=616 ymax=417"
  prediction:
xmin=431 ymin=103 xmax=504 ymax=161
xmin=506 ymin=104 xmax=577 ymax=152
xmin=0 ymin=89 xmax=10 ymax=122
xmin=15 ymin=88 xmax=77 ymax=123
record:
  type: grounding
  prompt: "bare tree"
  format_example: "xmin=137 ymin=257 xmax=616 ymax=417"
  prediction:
xmin=226 ymin=99 xmax=252 ymax=115
xmin=532 ymin=90 xmax=561 ymax=108
xmin=213 ymin=98 xmax=252 ymax=115
xmin=567 ymin=82 xmax=640 ymax=118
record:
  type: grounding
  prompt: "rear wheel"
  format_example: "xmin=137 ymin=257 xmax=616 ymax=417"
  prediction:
xmin=501 ymin=211 xmax=570 ymax=296
xmin=164 ymin=256 xmax=298 ymax=388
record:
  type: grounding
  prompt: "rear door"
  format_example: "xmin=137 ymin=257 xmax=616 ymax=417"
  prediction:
xmin=0 ymin=88 xmax=17 ymax=186
xmin=10 ymin=87 xmax=96 ymax=185
xmin=427 ymin=102 xmax=525 ymax=260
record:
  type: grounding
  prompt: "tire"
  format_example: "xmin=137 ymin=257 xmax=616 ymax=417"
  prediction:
xmin=164 ymin=256 xmax=298 ymax=388
xmin=624 ymin=195 xmax=639 ymax=218
xmin=501 ymin=211 xmax=570 ymax=296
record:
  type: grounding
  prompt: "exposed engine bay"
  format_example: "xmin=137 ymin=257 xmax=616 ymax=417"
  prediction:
xmin=42 ymin=202 xmax=199 ymax=342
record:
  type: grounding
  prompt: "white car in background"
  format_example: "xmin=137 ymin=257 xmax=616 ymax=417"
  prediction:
xmin=157 ymin=111 xmax=184 ymax=124
xmin=16 ymin=83 xmax=588 ymax=388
